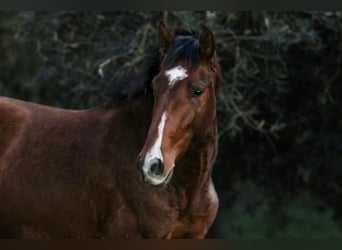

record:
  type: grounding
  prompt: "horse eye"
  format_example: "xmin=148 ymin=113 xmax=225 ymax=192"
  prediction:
xmin=192 ymin=89 xmax=204 ymax=97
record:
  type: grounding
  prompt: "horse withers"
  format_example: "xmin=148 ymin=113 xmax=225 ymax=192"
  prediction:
xmin=0 ymin=22 xmax=222 ymax=238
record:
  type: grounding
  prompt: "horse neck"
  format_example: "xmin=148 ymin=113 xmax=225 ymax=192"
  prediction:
xmin=102 ymin=94 xmax=154 ymax=151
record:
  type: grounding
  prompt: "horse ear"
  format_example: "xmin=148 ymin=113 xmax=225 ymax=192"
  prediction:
xmin=158 ymin=21 xmax=175 ymax=55
xmin=199 ymin=25 xmax=215 ymax=61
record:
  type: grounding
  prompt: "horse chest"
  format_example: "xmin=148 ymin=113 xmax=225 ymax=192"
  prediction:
xmin=149 ymin=182 xmax=217 ymax=239
xmin=167 ymin=181 xmax=219 ymax=239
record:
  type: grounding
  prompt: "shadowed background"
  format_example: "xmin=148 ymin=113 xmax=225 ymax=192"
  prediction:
xmin=1 ymin=11 xmax=342 ymax=238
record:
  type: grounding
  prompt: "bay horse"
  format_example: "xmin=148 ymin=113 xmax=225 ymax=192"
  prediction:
xmin=0 ymin=22 xmax=221 ymax=238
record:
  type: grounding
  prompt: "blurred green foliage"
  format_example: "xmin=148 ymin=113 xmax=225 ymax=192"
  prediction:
xmin=218 ymin=182 xmax=342 ymax=238
xmin=1 ymin=11 xmax=342 ymax=238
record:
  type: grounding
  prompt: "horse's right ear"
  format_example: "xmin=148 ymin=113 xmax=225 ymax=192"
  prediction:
xmin=158 ymin=21 xmax=175 ymax=55
xmin=199 ymin=25 xmax=215 ymax=62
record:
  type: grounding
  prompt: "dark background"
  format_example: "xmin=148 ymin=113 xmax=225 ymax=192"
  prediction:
xmin=1 ymin=11 xmax=342 ymax=238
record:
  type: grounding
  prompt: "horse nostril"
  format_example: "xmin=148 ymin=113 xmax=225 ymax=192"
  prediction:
xmin=149 ymin=158 xmax=164 ymax=176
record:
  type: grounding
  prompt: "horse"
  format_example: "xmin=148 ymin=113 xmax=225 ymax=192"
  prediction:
xmin=0 ymin=22 xmax=222 ymax=238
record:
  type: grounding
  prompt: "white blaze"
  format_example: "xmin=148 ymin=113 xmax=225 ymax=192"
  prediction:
xmin=144 ymin=112 xmax=167 ymax=167
xmin=165 ymin=65 xmax=188 ymax=87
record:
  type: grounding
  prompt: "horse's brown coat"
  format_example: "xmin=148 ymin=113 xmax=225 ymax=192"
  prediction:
xmin=0 ymin=23 xmax=221 ymax=238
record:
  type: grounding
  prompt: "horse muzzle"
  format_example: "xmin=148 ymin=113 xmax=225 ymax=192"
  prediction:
xmin=136 ymin=155 xmax=174 ymax=187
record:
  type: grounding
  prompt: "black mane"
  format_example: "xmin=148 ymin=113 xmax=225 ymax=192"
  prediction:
xmin=109 ymin=30 xmax=200 ymax=103
xmin=108 ymin=47 xmax=160 ymax=103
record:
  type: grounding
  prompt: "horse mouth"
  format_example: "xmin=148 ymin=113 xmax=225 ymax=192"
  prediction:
xmin=141 ymin=166 xmax=174 ymax=187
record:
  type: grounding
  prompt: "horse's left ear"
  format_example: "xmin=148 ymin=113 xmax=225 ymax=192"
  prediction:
xmin=199 ymin=25 xmax=215 ymax=62
xmin=158 ymin=21 xmax=175 ymax=55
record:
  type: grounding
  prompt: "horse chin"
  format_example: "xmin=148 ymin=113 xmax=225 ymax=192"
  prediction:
xmin=143 ymin=166 xmax=174 ymax=188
